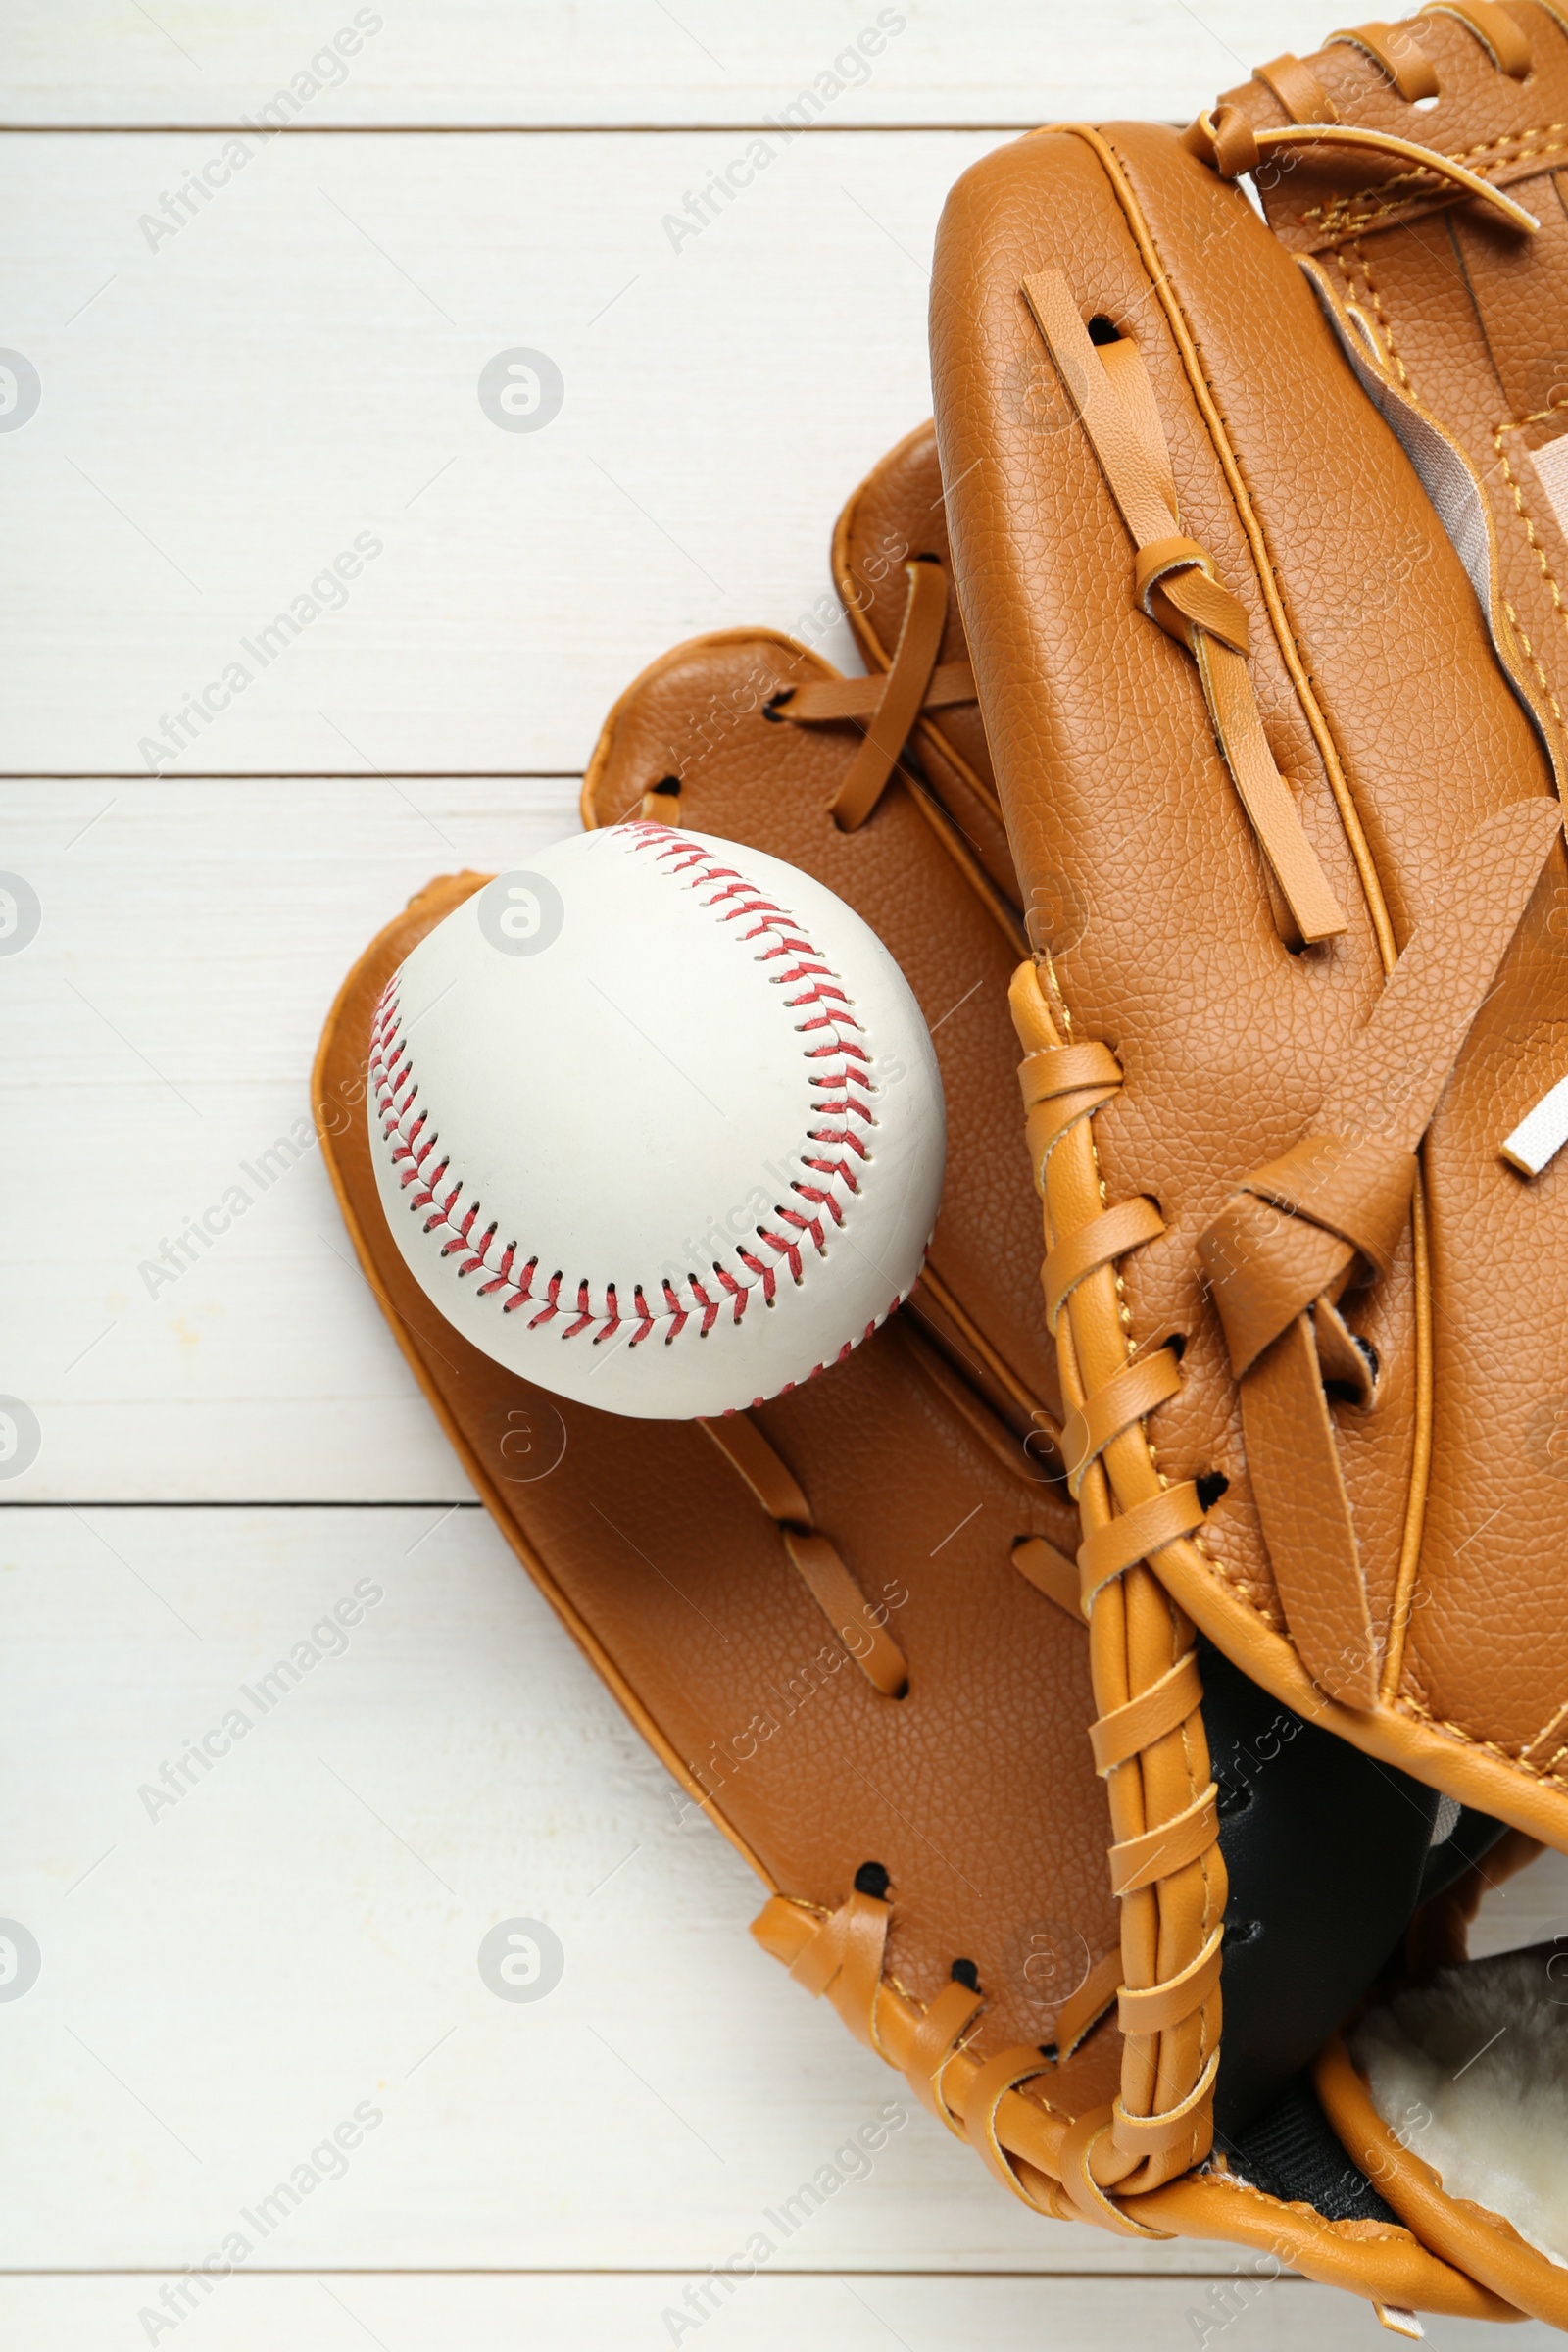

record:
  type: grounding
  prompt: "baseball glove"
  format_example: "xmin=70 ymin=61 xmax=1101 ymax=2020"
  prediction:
xmin=318 ymin=428 xmax=1541 ymax=2328
xmin=932 ymin=103 xmax=1568 ymax=2322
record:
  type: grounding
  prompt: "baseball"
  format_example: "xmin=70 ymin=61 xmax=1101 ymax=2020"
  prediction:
xmin=367 ymin=822 xmax=946 ymax=1418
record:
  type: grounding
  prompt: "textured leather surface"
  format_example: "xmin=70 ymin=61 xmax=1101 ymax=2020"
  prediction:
xmin=317 ymin=873 xmax=1122 ymax=2109
xmin=930 ymin=119 xmax=1568 ymax=1841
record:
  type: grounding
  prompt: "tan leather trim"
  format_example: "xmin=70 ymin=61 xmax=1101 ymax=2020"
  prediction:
xmin=1107 ymin=1783 xmax=1220 ymax=1895
xmin=1116 ymin=1924 xmax=1223 ymax=2034
xmin=1010 ymin=954 xmax=1227 ymax=2192
xmin=755 ymin=1898 xmax=1523 ymax=2307
xmin=1316 ymin=2034 xmax=1568 ymax=2328
xmin=781 ymin=1529 xmax=909 ymax=1698
xmin=1423 ymin=0 xmax=1534 ymax=77
xmin=1139 ymin=2174 xmax=1522 ymax=2319
xmin=1091 ymin=1649 xmax=1205 ymax=1773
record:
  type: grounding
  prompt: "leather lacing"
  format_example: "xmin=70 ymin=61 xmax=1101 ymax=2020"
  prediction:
xmin=1186 ymin=3 xmax=1544 ymax=240
xmin=750 ymin=1881 xmax=1147 ymax=2229
xmin=1001 ymin=276 xmax=1564 ymax=2207
xmin=770 ymin=555 xmax=978 ymax=832
xmin=1022 ymin=270 xmax=1348 ymax=951
xmin=697 ymin=1411 xmax=909 ymax=1697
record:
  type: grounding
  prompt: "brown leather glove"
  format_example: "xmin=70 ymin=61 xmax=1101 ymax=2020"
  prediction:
xmin=932 ymin=101 xmax=1568 ymax=2325
xmin=318 ymin=421 xmax=1553 ymax=2328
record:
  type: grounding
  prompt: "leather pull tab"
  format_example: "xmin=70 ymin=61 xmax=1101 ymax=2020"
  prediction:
xmin=1244 ymin=1312 xmax=1378 ymax=1707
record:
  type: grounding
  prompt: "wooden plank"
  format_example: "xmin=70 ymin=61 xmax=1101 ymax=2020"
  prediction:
xmin=0 ymin=1502 xmax=1223 ymax=2276
xmin=2 ymin=779 xmax=574 ymax=1501
xmin=0 ymin=126 xmax=1002 ymax=776
xmin=1 ymin=2271 xmax=1549 ymax=2350
xmin=1 ymin=4 xmax=1343 ymax=129
xmin=3 ymin=1498 xmax=1552 ymax=2294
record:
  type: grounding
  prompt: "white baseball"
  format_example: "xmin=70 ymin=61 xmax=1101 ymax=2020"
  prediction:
xmin=368 ymin=823 xmax=946 ymax=1418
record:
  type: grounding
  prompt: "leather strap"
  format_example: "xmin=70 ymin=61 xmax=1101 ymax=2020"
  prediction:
xmin=784 ymin=659 xmax=975 ymax=724
xmin=1017 ymin=1038 xmax=1124 ymax=1109
xmin=959 ymin=2044 xmax=1061 ymax=2205
xmin=1090 ymin=1648 xmax=1204 ymax=1773
xmin=1111 ymin=2049 xmax=1222 ymax=2156
xmin=1042 ymin=1195 xmax=1167 ymax=1334
xmin=698 ymin=1410 xmax=812 ymax=1523
xmin=698 ymin=1412 xmax=908 ymax=1696
xmin=1328 ymin=20 xmax=1441 ymax=99
xmin=1425 ymin=0 xmax=1533 ymax=75
xmin=1009 ymin=1532 xmax=1082 ymax=1618
xmin=775 ymin=557 xmax=973 ymax=830
xmin=1021 ymin=268 xmax=1349 ymax=947
xmin=1185 ymin=106 xmax=1540 ymax=233
xmin=1011 ymin=955 xmax=1224 ymax=2193
xmin=783 ymin=1529 xmax=909 ymax=1698
xmin=1135 ymin=536 xmax=1251 ymax=653
xmin=1061 ymin=1347 xmax=1183 ymax=1499
xmin=779 ymin=557 xmax=950 ymax=831
xmin=1077 ymin=1482 xmax=1208 ymax=1612
xmin=1020 ymin=1040 xmax=1126 ymax=1183
xmin=1108 ymin=1783 xmax=1220 ymax=1897
xmin=1058 ymin=2109 xmax=1175 ymax=2237
xmin=1254 ymin=51 xmax=1337 ymax=121
xmin=1117 ymin=1925 xmax=1224 ymax=2036
xmin=1196 ymin=800 xmax=1561 ymax=1706
xmin=904 ymin=1978 xmax=985 ymax=2130
xmin=788 ymin=1887 xmax=893 ymax=2061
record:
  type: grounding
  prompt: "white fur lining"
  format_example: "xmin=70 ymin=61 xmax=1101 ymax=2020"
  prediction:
xmin=1351 ymin=1951 xmax=1568 ymax=2268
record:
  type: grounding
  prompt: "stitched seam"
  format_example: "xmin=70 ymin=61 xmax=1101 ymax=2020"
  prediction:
xmin=371 ymin=822 xmax=900 ymax=1368
xmin=1524 ymin=1691 xmax=1568 ymax=1768
xmin=1494 ymin=414 xmax=1568 ymax=712
xmin=1396 ymin=1689 xmax=1568 ymax=1785
xmin=1333 ymin=239 xmax=1411 ymax=390
xmin=1301 ymin=122 xmax=1568 ymax=235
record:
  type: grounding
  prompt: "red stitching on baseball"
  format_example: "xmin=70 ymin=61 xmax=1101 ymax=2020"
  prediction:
xmin=369 ymin=825 xmax=919 ymax=1366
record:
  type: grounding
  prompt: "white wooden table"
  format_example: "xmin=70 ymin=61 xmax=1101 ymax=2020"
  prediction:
xmin=4 ymin=9 xmax=1566 ymax=2345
